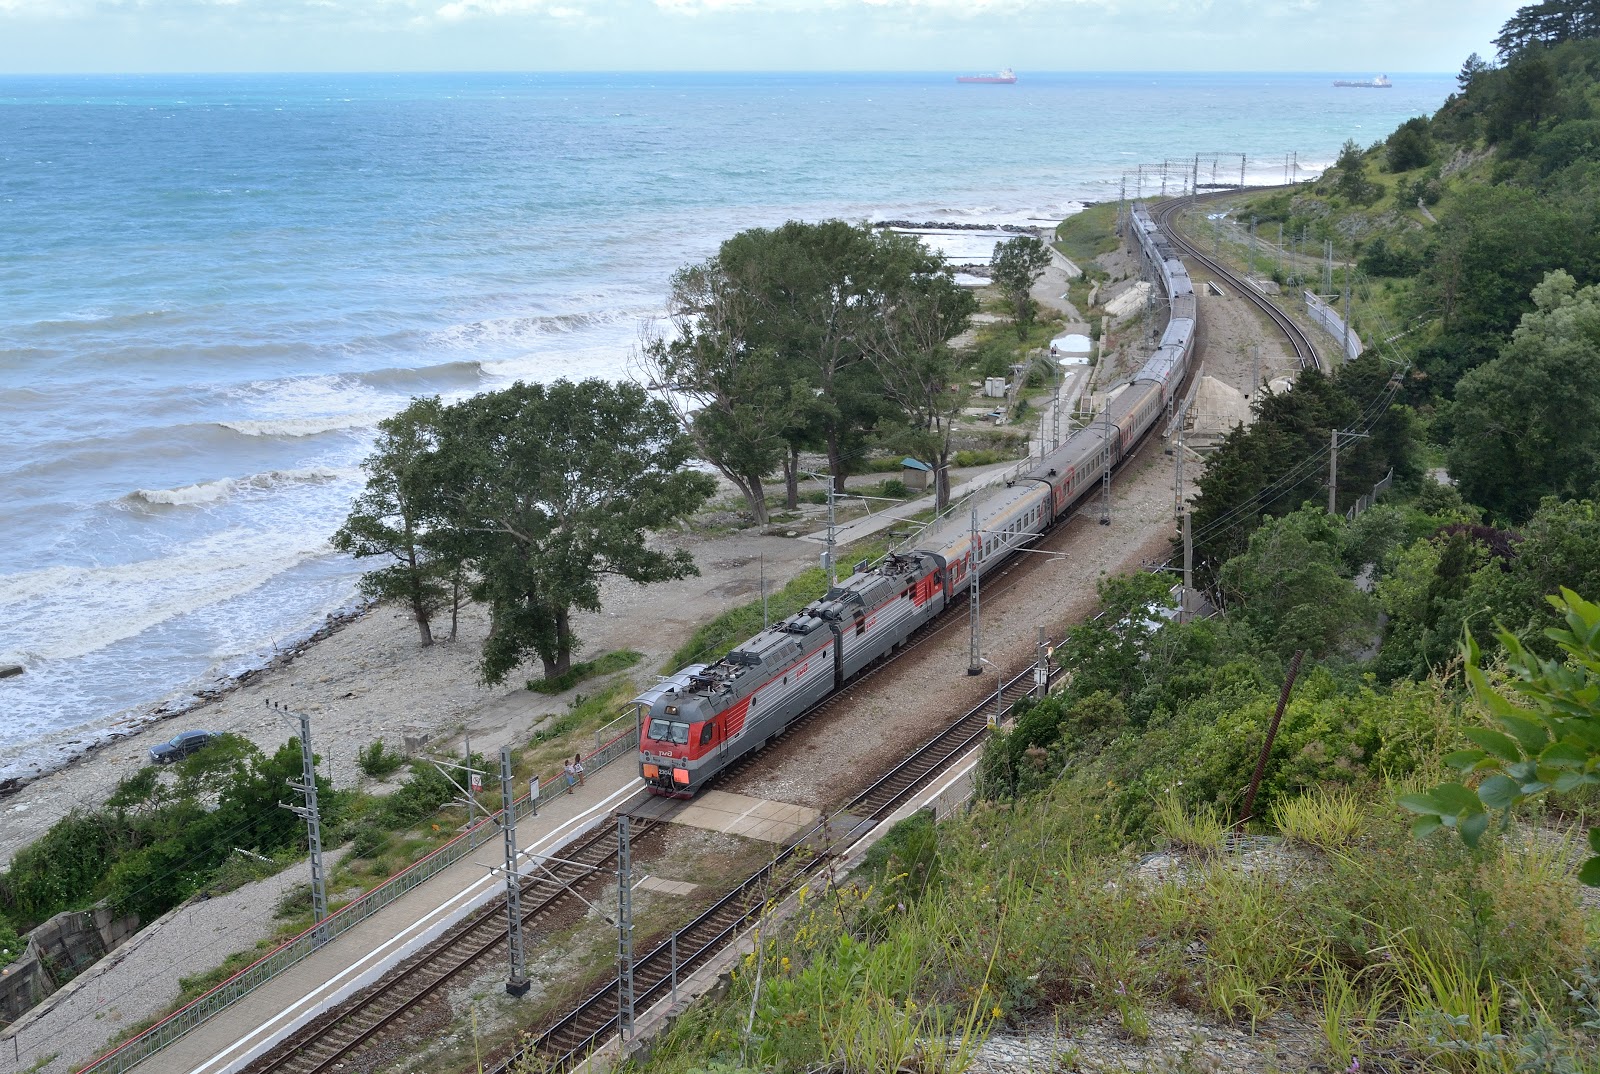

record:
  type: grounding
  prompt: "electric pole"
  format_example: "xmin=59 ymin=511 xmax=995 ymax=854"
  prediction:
xmin=1181 ymin=509 xmax=1194 ymax=624
xmin=1329 ymin=429 xmax=1370 ymax=514
xmin=1174 ymin=420 xmax=1186 ymax=520
xmin=616 ymin=814 xmax=635 ymax=1040
xmin=1034 ymin=626 xmax=1051 ymax=698
xmin=269 ymin=701 xmax=328 ymax=944
xmin=967 ymin=505 xmax=983 ymax=676
xmin=501 ymin=747 xmax=530 ymax=996
xmin=1099 ymin=421 xmax=1113 ymax=526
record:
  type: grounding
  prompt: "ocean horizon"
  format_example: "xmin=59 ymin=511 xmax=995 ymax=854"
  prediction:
xmin=0 ymin=70 xmax=1454 ymax=779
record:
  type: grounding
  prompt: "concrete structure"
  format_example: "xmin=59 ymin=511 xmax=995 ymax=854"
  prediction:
xmin=0 ymin=906 xmax=139 ymax=1027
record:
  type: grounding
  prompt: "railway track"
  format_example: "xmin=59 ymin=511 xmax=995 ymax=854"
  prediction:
xmin=243 ymin=818 xmax=661 ymax=1074
xmin=495 ymin=659 xmax=1059 ymax=1074
xmin=237 ymin=197 xmax=1220 ymax=1074
xmin=1155 ymin=193 xmax=1321 ymax=373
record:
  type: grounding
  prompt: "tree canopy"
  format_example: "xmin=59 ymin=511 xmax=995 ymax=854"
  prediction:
xmin=437 ymin=378 xmax=715 ymax=683
xmin=644 ymin=219 xmax=974 ymax=507
xmin=1447 ymin=271 xmax=1600 ymax=519
xmin=990 ymin=235 xmax=1052 ymax=339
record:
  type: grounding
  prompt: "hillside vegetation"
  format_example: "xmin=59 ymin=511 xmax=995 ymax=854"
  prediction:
xmin=617 ymin=5 xmax=1600 ymax=1072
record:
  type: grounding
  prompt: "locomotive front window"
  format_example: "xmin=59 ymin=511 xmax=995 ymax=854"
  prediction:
xmin=648 ymin=719 xmax=690 ymax=744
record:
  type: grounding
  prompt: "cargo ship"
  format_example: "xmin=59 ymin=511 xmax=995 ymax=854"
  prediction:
xmin=1333 ymin=74 xmax=1392 ymax=88
xmin=957 ymin=68 xmax=1017 ymax=84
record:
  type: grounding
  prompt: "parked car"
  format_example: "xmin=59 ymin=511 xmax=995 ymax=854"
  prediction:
xmin=149 ymin=729 xmax=218 ymax=764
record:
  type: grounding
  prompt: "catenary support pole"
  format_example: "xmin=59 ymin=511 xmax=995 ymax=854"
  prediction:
xmin=1182 ymin=509 xmax=1194 ymax=624
xmin=967 ymin=505 xmax=983 ymax=676
xmin=1034 ymin=626 xmax=1050 ymax=698
xmin=501 ymin=747 xmax=530 ymax=996
xmin=617 ymin=813 xmax=635 ymax=1039
xmin=1329 ymin=428 xmax=1339 ymax=515
xmin=270 ymin=700 xmax=328 ymax=944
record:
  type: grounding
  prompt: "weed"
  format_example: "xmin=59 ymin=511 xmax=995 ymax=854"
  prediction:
xmin=1153 ymin=791 xmax=1226 ymax=855
xmin=1274 ymin=787 xmax=1365 ymax=851
xmin=355 ymin=739 xmax=406 ymax=780
xmin=525 ymin=649 xmax=643 ymax=695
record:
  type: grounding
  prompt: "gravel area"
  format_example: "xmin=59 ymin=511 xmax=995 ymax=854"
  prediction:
xmin=967 ymin=1006 xmax=1324 ymax=1073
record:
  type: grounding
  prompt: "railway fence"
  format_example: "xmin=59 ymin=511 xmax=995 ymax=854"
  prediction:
xmin=72 ymin=723 xmax=642 ymax=1074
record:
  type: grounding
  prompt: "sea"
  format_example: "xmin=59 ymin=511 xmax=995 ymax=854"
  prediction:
xmin=0 ymin=70 xmax=1454 ymax=781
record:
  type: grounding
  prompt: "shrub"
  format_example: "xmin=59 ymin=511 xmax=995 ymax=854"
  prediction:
xmin=0 ymin=916 xmax=22 ymax=971
xmin=356 ymin=740 xmax=406 ymax=781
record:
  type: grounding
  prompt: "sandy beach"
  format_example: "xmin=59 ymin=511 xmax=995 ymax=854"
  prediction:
xmin=0 ymin=526 xmax=819 ymax=868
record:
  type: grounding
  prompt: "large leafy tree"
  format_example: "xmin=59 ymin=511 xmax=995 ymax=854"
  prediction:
xmin=1217 ymin=506 xmax=1378 ymax=660
xmin=862 ymin=254 xmax=978 ymax=510
xmin=333 ymin=398 xmax=455 ymax=646
xmin=655 ymin=221 xmax=969 ymax=497
xmin=1447 ymin=271 xmax=1600 ymax=519
xmin=990 ymin=235 xmax=1052 ymax=339
xmin=638 ymin=260 xmax=805 ymax=525
xmin=439 ymin=379 xmax=715 ymax=683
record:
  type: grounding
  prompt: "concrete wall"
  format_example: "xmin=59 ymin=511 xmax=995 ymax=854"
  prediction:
xmin=0 ymin=907 xmax=138 ymax=1027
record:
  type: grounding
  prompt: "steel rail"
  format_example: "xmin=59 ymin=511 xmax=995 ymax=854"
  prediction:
xmin=497 ymin=659 xmax=1061 ymax=1074
xmin=244 ymin=818 xmax=660 ymax=1074
xmin=1154 ymin=192 xmax=1322 ymax=373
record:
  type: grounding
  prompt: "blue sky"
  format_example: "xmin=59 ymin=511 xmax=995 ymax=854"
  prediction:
xmin=0 ymin=0 xmax=1512 ymax=74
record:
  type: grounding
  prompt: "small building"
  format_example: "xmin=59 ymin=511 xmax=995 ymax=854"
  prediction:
xmin=899 ymin=457 xmax=932 ymax=491
xmin=983 ymin=376 xmax=1007 ymax=398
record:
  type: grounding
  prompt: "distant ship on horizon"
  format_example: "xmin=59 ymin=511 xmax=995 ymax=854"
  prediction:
xmin=957 ymin=68 xmax=1017 ymax=84
xmin=1333 ymin=74 xmax=1392 ymax=88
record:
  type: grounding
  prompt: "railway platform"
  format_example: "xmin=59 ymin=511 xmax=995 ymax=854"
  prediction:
xmin=105 ymin=763 xmax=647 ymax=1074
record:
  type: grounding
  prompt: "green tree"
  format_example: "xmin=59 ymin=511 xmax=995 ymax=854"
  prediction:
xmin=1458 ymin=51 xmax=1492 ymax=91
xmin=1447 ymin=271 xmax=1600 ymax=518
xmin=1400 ymin=588 xmax=1600 ymax=886
xmin=990 ymin=235 xmax=1052 ymax=339
xmin=863 ymin=264 xmax=978 ymax=510
xmin=439 ymin=379 xmax=715 ymax=683
xmin=333 ymin=398 xmax=454 ymax=646
xmin=711 ymin=220 xmax=907 ymax=492
xmin=1385 ymin=117 xmax=1434 ymax=172
xmin=1330 ymin=140 xmax=1380 ymax=205
xmin=639 ymin=258 xmax=807 ymax=525
xmin=1217 ymin=506 xmax=1378 ymax=660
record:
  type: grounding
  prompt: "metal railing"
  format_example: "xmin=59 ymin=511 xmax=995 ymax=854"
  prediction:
xmin=73 ymin=722 xmax=641 ymax=1074
xmin=1304 ymin=290 xmax=1364 ymax=362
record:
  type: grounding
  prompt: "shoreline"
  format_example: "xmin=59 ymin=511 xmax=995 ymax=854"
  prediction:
xmin=0 ymin=599 xmax=375 ymax=799
xmin=0 ymin=527 xmax=821 ymax=867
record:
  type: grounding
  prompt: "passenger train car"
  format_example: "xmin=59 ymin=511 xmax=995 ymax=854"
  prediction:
xmin=637 ymin=204 xmax=1196 ymax=796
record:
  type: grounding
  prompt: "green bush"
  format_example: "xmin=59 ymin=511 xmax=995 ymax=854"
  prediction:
xmin=0 ymin=915 xmax=22 ymax=971
xmin=356 ymin=740 xmax=406 ymax=781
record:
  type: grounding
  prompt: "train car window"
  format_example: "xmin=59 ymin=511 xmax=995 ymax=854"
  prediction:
xmin=699 ymin=723 xmax=715 ymax=746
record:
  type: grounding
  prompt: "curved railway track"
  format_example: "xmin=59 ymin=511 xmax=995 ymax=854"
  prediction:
xmin=1155 ymin=193 xmax=1321 ymax=373
xmin=239 ymin=190 xmax=1315 ymax=1074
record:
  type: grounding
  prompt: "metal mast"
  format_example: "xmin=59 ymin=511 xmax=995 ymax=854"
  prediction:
xmin=967 ymin=505 xmax=982 ymax=676
xmin=501 ymin=747 xmax=530 ymax=996
xmin=616 ymin=814 xmax=635 ymax=1040
xmin=270 ymin=700 xmax=328 ymax=944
